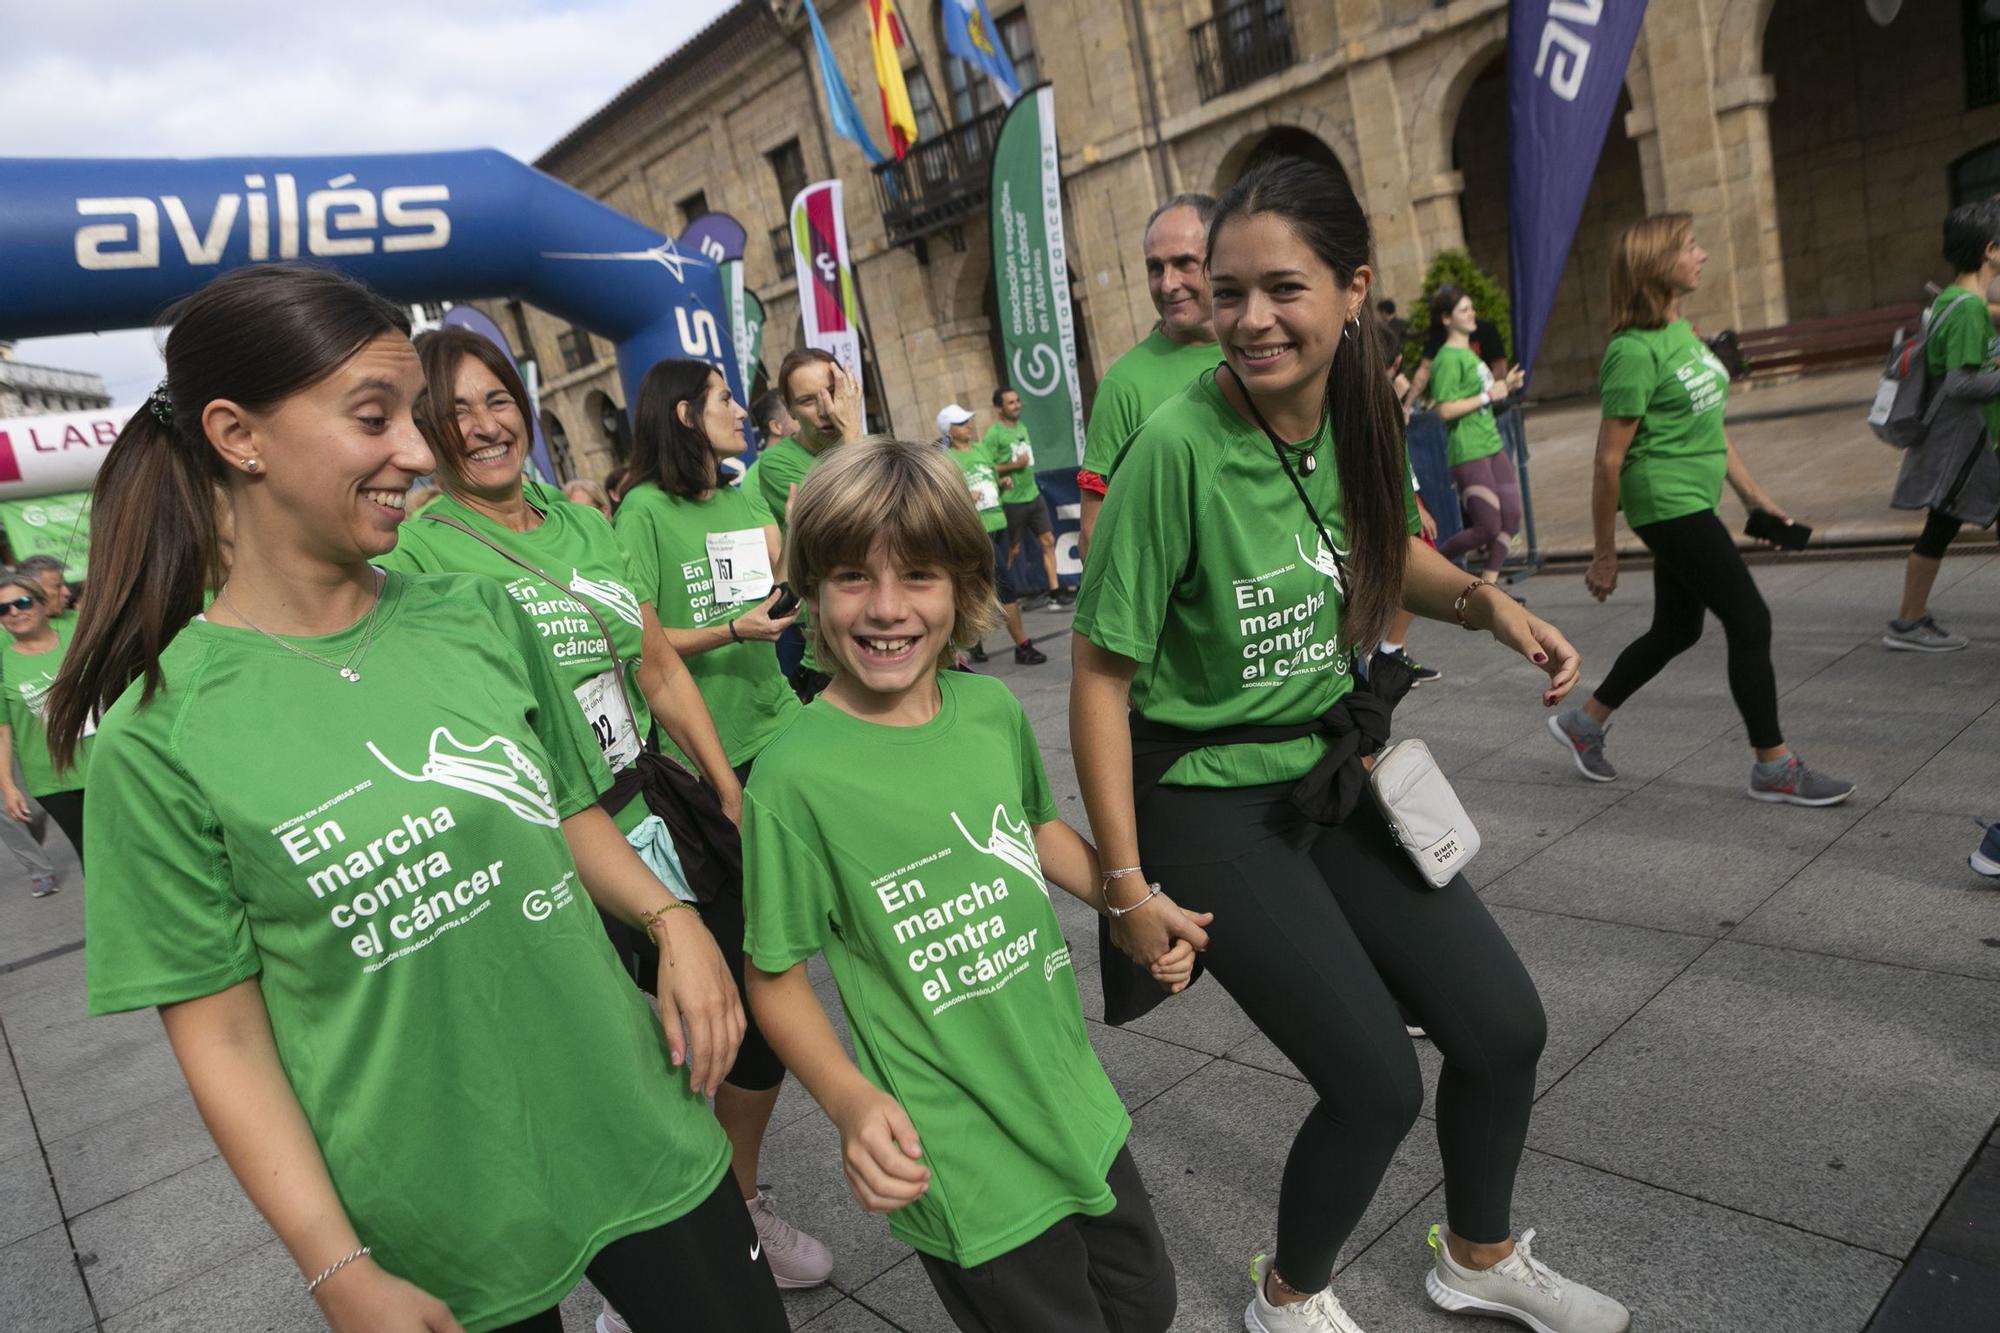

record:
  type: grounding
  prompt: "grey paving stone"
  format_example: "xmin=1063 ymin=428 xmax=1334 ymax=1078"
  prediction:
xmin=1886 ymin=712 xmax=2000 ymax=819
xmin=1783 ymin=635 xmax=2000 ymax=717
xmin=847 ymin=1252 xmax=953 ymax=1332
xmin=0 ymin=1224 xmax=93 ymax=1333
xmin=45 ymin=1082 xmax=217 ymax=1218
xmin=3 ymin=971 xmax=187 ymax=1143
xmin=1333 ymin=1150 xmax=1900 ymax=1333
xmin=1124 ymin=1059 xmax=1444 ymax=1332
xmin=1732 ymin=806 xmax=2000 ymax=979
xmin=753 ymin=1101 xmax=912 ymax=1294
xmin=99 ymin=1235 xmax=321 ymax=1333
xmin=0 ymin=1145 xmax=59 ymax=1249
xmin=0 ymin=1040 xmax=35 ymax=1163
xmin=1483 ymin=778 xmax=1865 ymax=937
xmin=1458 ymin=680 xmax=1742 ymax=790
xmin=68 ymin=1153 xmax=271 ymax=1318
xmin=1924 ymin=1142 xmax=2000 ymax=1271
xmin=797 ymin=1294 xmax=908 ymax=1330
xmin=1447 ymin=777 xmax=1627 ymax=890
xmin=1663 ymin=703 xmax=1977 ymax=811
xmin=1527 ymin=941 xmax=2000 ymax=1254
xmin=1076 ymin=961 xmax=1260 ymax=1057
xmin=1864 ymin=1247 xmax=2000 ymax=1333
xmin=1085 ymin=1021 xmax=1212 ymax=1112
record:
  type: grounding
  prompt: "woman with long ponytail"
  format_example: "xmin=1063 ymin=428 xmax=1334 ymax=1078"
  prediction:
xmin=1070 ymin=158 xmax=1629 ymax=1333
xmin=57 ymin=264 xmax=787 ymax=1333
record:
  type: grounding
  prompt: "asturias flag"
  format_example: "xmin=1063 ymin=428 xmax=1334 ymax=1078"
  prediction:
xmin=941 ymin=0 xmax=1019 ymax=107
xmin=1507 ymin=0 xmax=1649 ymax=377
xmin=801 ymin=0 xmax=887 ymax=166
xmin=869 ymin=0 xmax=919 ymax=159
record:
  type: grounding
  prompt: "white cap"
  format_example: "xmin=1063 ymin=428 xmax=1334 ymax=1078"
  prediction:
xmin=935 ymin=403 xmax=976 ymax=435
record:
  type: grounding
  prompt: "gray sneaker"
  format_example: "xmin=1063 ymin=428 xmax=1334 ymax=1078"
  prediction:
xmin=1546 ymin=710 xmax=1615 ymax=783
xmin=1747 ymin=754 xmax=1854 ymax=807
xmin=1426 ymin=1225 xmax=1630 ymax=1333
xmin=1883 ymin=614 xmax=1970 ymax=652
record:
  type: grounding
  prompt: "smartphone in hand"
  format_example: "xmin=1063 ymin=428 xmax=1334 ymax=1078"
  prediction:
xmin=1744 ymin=509 xmax=1811 ymax=551
xmin=766 ymin=583 xmax=801 ymax=618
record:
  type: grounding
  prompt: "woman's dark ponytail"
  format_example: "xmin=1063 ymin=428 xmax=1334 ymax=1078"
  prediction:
xmin=45 ymin=264 xmax=409 ymax=766
xmin=1210 ymin=156 xmax=1409 ymax=649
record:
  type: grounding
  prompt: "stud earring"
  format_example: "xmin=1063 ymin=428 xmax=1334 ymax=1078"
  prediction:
xmin=242 ymin=458 xmax=261 ymax=472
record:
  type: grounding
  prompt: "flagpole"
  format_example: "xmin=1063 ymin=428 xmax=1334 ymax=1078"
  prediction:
xmin=792 ymin=22 xmax=898 ymax=437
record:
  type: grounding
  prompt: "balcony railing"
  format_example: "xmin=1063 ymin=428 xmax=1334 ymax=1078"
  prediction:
xmin=1191 ymin=0 xmax=1296 ymax=103
xmin=872 ymin=102 xmax=1009 ymax=249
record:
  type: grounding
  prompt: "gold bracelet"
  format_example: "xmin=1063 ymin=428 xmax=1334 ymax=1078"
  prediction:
xmin=1453 ymin=579 xmax=1490 ymax=631
xmin=640 ymin=900 xmax=696 ymax=946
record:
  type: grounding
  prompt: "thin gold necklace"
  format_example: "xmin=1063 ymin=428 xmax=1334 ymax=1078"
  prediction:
xmin=220 ymin=573 xmax=384 ymax=684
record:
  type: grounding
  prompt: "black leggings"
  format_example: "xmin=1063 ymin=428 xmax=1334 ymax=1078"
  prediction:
xmin=1138 ymin=785 xmax=1545 ymax=1292
xmin=491 ymin=1174 xmax=788 ymax=1332
xmin=1595 ymin=509 xmax=1783 ymax=750
xmin=38 ymin=788 xmax=84 ymax=873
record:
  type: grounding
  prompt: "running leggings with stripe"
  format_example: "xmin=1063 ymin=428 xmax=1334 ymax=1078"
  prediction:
xmin=1137 ymin=785 xmax=1546 ymax=1293
xmin=1437 ymin=449 xmax=1523 ymax=574
xmin=1594 ymin=508 xmax=1783 ymax=749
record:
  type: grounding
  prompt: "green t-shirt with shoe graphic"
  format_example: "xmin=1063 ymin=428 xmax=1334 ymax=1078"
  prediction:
xmin=1075 ymin=371 xmax=1419 ymax=789
xmin=614 ymin=479 xmax=800 ymax=768
xmin=742 ymin=670 xmax=1129 ymax=1269
xmin=1080 ymin=327 xmax=1227 ymax=480
xmin=379 ymin=483 xmax=652 ymax=827
xmin=1 ymin=618 xmax=90 ymax=796
xmin=83 ymin=572 xmax=729 ymax=1332
xmin=983 ymin=421 xmax=1040 ymax=505
xmin=1598 ymin=320 xmax=1731 ymax=528
xmin=1924 ymin=286 xmax=2000 ymax=441
xmin=949 ymin=445 xmax=1009 ymax=534
xmin=1431 ymin=344 xmax=1505 ymax=467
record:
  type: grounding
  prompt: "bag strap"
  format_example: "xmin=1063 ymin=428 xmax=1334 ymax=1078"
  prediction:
xmin=1221 ymin=365 xmax=1354 ymax=597
xmin=422 ymin=509 xmax=644 ymax=736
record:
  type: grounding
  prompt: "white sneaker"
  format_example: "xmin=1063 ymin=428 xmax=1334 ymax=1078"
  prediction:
xmin=1245 ymin=1254 xmax=1369 ymax=1333
xmin=595 ymin=1307 xmax=630 ymax=1333
xmin=1425 ymin=1225 xmax=1629 ymax=1333
xmin=748 ymin=1186 xmax=833 ymax=1288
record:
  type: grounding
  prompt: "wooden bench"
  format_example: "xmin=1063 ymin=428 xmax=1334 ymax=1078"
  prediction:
xmin=1733 ymin=303 xmax=1923 ymax=379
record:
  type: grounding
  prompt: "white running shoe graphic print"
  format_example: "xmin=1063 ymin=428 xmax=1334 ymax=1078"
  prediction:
xmin=1295 ymin=532 xmax=1346 ymax=594
xmin=569 ymin=570 xmax=643 ymax=627
xmin=368 ymin=728 xmax=560 ymax=827
xmin=952 ymin=805 xmax=1048 ymax=898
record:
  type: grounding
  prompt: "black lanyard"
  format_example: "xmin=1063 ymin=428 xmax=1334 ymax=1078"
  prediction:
xmin=1223 ymin=365 xmax=1352 ymax=596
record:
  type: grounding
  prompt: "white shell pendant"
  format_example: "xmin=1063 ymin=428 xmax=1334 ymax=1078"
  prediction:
xmin=1303 ymin=453 xmax=1317 ymax=473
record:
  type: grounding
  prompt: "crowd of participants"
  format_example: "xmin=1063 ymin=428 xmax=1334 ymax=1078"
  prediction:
xmin=18 ymin=152 xmax=1998 ymax=1333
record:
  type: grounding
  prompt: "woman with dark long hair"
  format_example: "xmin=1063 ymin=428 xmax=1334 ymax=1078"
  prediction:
xmin=1428 ymin=284 xmax=1526 ymax=584
xmin=379 ymin=331 xmax=834 ymax=1313
xmin=1551 ymin=214 xmax=1852 ymax=807
xmin=54 ymin=265 xmax=784 ymax=1333
xmin=1071 ymin=158 xmax=1628 ymax=1333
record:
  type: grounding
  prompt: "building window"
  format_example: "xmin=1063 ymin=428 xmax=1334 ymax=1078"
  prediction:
xmin=556 ymin=326 xmax=596 ymax=374
xmin=768 ymin=138 xmax=808 ymax=211
xmin=944 ymin=7 xmax=1038 ymax=123
xmin=907 ymin=62 xmax=947 ymax=140
xmin=1953 ymin=141 xmax=2000 ymax=206
xmin=1970 ymin=0 xmax=2000 ymax=108
xmin=679 ymin=191 xmax=709 ymax=227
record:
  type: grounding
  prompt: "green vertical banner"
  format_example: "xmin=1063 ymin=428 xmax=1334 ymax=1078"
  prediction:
xmin=0 ymin=491 xmax=91 ymax=579
xmin=989 ymin=84 xmax=1083 ymax=471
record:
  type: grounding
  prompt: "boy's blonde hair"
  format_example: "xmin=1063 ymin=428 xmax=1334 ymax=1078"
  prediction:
xmin=1609 ymin=212 xmax=1693 ymax=334
xmin=787 ymin=438 xmax=1000 ymax=669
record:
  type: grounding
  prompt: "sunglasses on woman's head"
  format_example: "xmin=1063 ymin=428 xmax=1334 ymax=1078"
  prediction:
xmin=0 ymin=597 xmax=36 ymax=613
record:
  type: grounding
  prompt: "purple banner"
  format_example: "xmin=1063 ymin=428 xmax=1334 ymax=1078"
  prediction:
xmin=679 ymin=213 xmax=747 ymax=265
xmin=1508 ymin=0 xmax=1649 ymax=377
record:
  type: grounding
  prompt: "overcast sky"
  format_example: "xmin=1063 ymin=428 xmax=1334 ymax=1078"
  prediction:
xmin=4 ymin=0 xmax=735 ymax=405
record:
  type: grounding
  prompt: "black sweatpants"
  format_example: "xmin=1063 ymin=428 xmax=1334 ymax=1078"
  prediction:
xmin=1138 ymin=785 xmax=1545 ymax=1293
xmin=492 ymin=1174 xmax=788 ymax=1331
xmin=916 ymin=1145 xmax=1174 ymax=1333
xmin=38 ymin=788 xmax=85 ymax=873
xmin=1594 ymin=508 xmax=1783 ymax=749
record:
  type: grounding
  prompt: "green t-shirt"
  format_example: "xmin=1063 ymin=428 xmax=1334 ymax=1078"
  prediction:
xmin=1079 ymin=327 xmax=1226 ymax=479
xmin=1075 ymin=372 xmax=1419 ymax=788
xmin=747 ymin=434 xmax=831 ymax=534
xmin=1924 ymin=287 xmax=2000 ymax=440
xmin=1431 ymin=345 xmax=1505 ymax=467
xmin=614 ymin=480 xmax=800 ymax=768
xmin=742 ymin=671 xmax=1128 ymax=1268
xmin=1598 ymin=321 xmax=1731 ymax=528
xmin=379 ymin=484 xmax=653 ymax=827
xmin=983 ymin=421 xmax=1040 ymax=505
xmin=1 ymin=619 xmax=90 ymax=796
xmin=949 ymin=445 xmax=1008 ymax=534
xmin=83 ymin=572 xmax=729 ymax=1332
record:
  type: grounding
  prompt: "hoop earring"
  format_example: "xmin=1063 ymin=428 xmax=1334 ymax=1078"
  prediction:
xmin=1343 ymin=316 xmax=1360 ymax=342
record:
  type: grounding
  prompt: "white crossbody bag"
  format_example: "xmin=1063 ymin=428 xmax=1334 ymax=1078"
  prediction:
xmin=1236 ymin=369 xmax=1482 ymax=890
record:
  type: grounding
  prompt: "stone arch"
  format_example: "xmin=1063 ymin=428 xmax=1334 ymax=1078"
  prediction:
xmin=540 ymin=409 xmax=576 ymax=479
xmin=583 ymin=389 xmax=630 ymax=462
xmin=1713 ymin=0 xmax=1780 ymax=86
xmin=1405 ymin=22 xmax=1507 ymax=185
xmin=1187 ymin=101 xmax=1362 ymax=200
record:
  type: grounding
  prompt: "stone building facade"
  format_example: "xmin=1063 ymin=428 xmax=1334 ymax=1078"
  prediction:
xmin=0 ymin=343 xmax=111 ymax=419
xmin=492 ymin=0 xmax=1994 ymax=481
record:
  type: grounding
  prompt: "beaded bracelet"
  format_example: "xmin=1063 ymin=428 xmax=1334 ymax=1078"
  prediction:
xmin=306 ymin=1246 xmax=370 ymax=1295
xmin=1453 ymin=579 xmax=1490 ymax=631
xmin=640 ymin=900 xmax=696 ymax=945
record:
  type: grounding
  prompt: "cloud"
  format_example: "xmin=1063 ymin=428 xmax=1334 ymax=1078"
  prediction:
xmin=3 ymin=0 xmax=733 ymax=400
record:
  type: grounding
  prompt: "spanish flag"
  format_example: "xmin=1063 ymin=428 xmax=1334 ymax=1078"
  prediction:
xmin=869 ymin=0 xmax=919 ymax=159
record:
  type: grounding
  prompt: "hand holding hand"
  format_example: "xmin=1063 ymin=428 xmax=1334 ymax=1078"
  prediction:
xmin=831 ymin=1085 xmax=931 ymax=1213
xmin=652 ymin=907 xmax=746 ymax=1096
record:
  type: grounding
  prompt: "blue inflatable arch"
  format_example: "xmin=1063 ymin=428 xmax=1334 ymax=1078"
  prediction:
xmin=0 ymin=150 xmax=741 ymax=455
